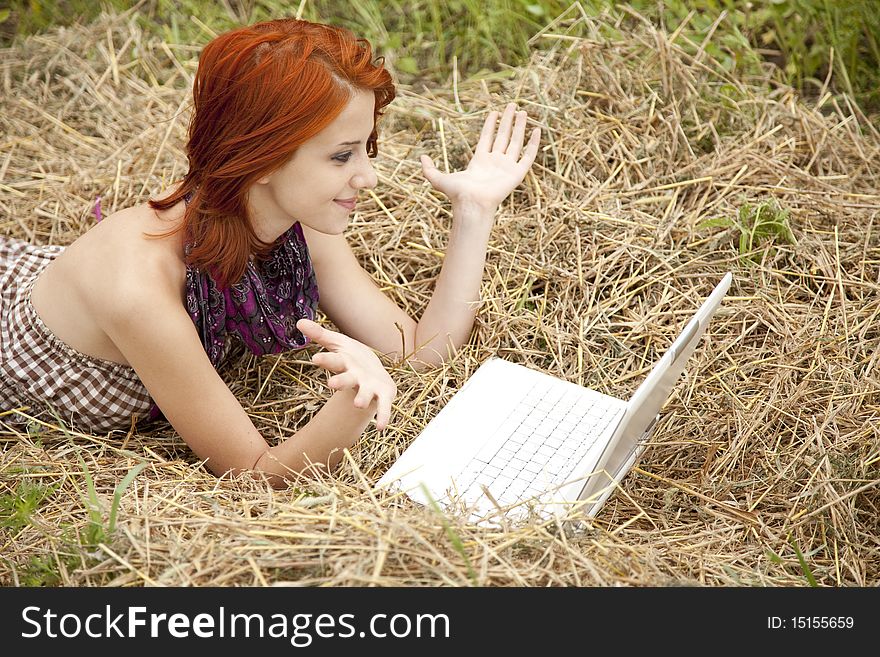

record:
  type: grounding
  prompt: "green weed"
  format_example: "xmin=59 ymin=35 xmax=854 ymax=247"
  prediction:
xmin=298 ymin=0 xmax=571 ymax=80
xmin=698 ymin=199 xmax=796 ymax=264
xmin=587 ymin=0 xmax=880 ymax=113
xmin=790 ymin=539 xmax=819 ymax=587
xmin=0 ymin=479 xmax=56 ymax=534
xmin=17 ymin=553 xmax=64 ymax=586
xmin=419 ymin=483 xmax=478 ymax=586
xmin=3 ymin=1 xmax=877 ymax=113
xmin=0 ymin=476 xmax=84 ymax=585
xmin=766 ymin=540 xmax=819 ymax=586
xmin=75 ymin=454 xmax=147 ymax=548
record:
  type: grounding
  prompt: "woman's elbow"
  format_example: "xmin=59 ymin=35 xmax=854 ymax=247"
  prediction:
xmin=250 ymin=450 xmax=292 ymax=489
xmin=406 ymin=336 xmax=461 ymax=370
xmin=200 ymin=451 xmax=291 ymax=489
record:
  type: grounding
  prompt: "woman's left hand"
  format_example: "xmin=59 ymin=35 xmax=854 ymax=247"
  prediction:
xmin=420 ymin=103 xmax=541 ymax=215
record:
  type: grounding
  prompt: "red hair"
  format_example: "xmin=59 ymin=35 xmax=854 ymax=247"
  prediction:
xmin=148 ymin=19 xmax=396 ymax=288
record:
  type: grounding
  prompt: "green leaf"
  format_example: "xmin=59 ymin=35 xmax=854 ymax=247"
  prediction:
xmin=76 ymin=453 xmax=103 ymax=526
xmin=108 ymin=462 xmax=148 ymax=535
xmin=791 ymin=540 xmax=818 ymax=587
xmin=419 ymin=483 xmax=478 ymax=586
xmin=765 ymin=548 xmax=783 ymax=564
xmin=696 ymin=216 xmax=734 ymax=231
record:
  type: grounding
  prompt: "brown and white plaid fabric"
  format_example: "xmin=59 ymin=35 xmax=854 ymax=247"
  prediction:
xmin=0 ymin=236 xmax=154 ymax=433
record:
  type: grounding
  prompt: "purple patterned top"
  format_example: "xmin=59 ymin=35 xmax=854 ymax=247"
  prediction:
xmin=146 ymin=193 xmax=319 ymax=422
xmin=183 ymin=221 xmax=318 ymax=364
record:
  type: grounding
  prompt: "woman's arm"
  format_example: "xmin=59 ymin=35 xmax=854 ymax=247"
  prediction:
xmin=99 ymin=282 xmax=393 ymax=487
xmin=412 ymin=104 xmax=540 ymax=361
xmin=308 ymin=103 xmax=541 ymax=365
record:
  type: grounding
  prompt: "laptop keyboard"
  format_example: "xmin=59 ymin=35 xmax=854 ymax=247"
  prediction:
xmin=452 ymin=380 xmax=624 ymax=507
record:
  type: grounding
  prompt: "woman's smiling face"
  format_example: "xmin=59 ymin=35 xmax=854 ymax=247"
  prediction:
xmin=249 ymin=88 xmax=379 ymax=240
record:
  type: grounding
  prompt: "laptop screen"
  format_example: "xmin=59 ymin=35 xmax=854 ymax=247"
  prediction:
xmin=577 ymin=272 xmax=732 ymax=511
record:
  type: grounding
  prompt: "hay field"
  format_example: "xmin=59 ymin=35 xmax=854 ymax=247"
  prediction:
xmin=1 ymin=7 xmax=878 ymax=587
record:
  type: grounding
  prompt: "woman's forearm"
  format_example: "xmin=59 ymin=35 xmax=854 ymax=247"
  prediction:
xmin=253 ymin=387 xmax=376 ymax=486
xmin=407 ymin=103 xmax=539 ymax=366
xmin=411 ymin=201 xmax=496 ymax=364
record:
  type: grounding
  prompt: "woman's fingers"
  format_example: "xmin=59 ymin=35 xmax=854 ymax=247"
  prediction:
xmin=491 ymin=103 xmax=517 ymax=153
xmin=475 ymin=110 xmax=500 ymax=154
xmin=506 ymin=111 xmax=528 ymax=159
xmin=298 ymin=321 xmax=396 ymax=430
xmin=353 ymin=384 xmax=376 ymax=409
xmin=350 ymin=377 xmax=396 ymax=428
xmin=478 ymin=104 xmax=535 ymax=160
xmin=297 ymin=318 xmax=343 ymax=350
xmin=327 ymin=372 xmax=357 ymax=390
xmin=420 ymin=154 xmax=443 ymax=188
xmin=352 ymin=383 xmax=394 ymax=431
xmin=296 ymin=317 xmax=322 ymax=337
xmin=311 ymin=351 xmax=345 ymax=372
xmin=518 ymin=127 xmax=541 ymax=171
xmin=374 ymin=390 xmax=392 ymax=431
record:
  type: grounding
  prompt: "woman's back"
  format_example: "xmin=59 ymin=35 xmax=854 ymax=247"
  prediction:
xmin=30 ymin=195 xmax=188 ymax=367
xmin=0 ymin=193 xmax=190 ymax=432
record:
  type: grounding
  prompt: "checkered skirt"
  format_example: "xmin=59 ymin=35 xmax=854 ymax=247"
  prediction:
xmin=0 ymin=236 xmax=154 ymax=433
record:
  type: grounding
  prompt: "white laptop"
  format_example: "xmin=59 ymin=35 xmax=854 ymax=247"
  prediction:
xmin=377 ymin=273 xmax=732 ymax=523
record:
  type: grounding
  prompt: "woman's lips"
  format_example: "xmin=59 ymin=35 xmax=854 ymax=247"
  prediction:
xmin=334 ymin=198 xmax=356 ymax=211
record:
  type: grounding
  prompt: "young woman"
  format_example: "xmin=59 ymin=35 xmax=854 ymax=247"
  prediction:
xmin=0 ymin=18 xmax=540 ymax=485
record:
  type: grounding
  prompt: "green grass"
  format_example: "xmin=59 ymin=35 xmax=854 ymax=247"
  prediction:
xmin=791 ymin=539 xmax=819 ymax=587
xmin=0 ymin=478 xmax=55 ymax=534
xmin=0 ymin=0 xmax=570 ymax=80
xmin=420 ymin=483 xmax=478 ymax=585
xmin=2 ymin=1 xmax=877 ymax=114
xmin=14 ymin=554 xmax=65 ymax=586
xmin=0 ymin=458 xmax=146 ymax=585
xmin=591 ymin=0 xmax=880 ymax=113
xmin=75 ymin=454 xmax=147 ymax=548
xmin=766 ymin=540 xmax=819 ymax=586
xmin=0 ymin=477 xmax=71 ymax=585
xmin=698 ymin=199 xmax=796 ymax=264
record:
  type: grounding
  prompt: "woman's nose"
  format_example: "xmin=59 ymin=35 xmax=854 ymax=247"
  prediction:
xmin=351 ymin=158 xmax=378 ymax=190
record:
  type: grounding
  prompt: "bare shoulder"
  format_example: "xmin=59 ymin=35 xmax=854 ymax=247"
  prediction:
xmin=27 ymin=190 xmax=192 ymax=366
xmin=82 ymin=199 xmax=189 ymax=317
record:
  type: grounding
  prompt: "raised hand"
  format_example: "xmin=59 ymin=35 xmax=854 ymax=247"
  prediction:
xmin=420 ymin=102 xmax=541 ymax=215
xmin=296 ymin=318 xmax=397 ymax=430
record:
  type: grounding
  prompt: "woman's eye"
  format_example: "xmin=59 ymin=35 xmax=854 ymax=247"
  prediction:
xmin=333 ymin=152 xmax=353 ymax=163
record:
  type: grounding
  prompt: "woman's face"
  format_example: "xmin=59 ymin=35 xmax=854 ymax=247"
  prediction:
xmin=250 ymin=88 xmax=379 ymax=240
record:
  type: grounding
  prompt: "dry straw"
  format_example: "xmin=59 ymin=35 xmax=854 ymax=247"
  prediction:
xmin=1 ymin=6 xmax=878 ymax=586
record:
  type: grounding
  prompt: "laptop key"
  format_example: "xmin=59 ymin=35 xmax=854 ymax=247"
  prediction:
xmin=474 ymin=429 xmax=513 ymax=463
xmin=522 ymin=460 xmax=541 ymax=475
